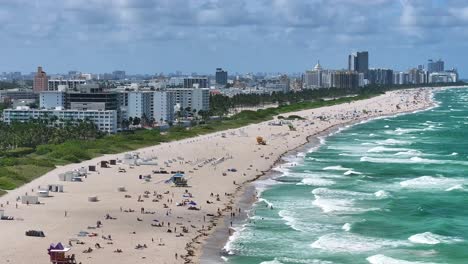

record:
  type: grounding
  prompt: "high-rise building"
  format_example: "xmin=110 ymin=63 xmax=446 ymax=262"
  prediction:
xmin=33 ymin=66 xmax=48 ymax=93
xmin=348 ymin=51 xmax=369 ymax=78
xmin=127 ymin=91 xmax=152 ymax=119
xmin=153 ymin=91 xmax=176 ymax=123
xmin=304 ymin=62 xmax=334 ymax=89
xmin=331 ymin=71 xmax=359 ymax=90
xmin=393 ymin=72 xmax=409 ymax=85
xmin=183 ymin=77 xmax=208 ymax=88
xmin=368 ymin=68 xmax=394 ymax=85
xmin=427 ymin=59 xmax=444 ymax=73
xmin=215 ymin=68 xmax=228 ymax=85
xmin=408 ymin=68 xmax=428 ymax=84
xmin=170 ymin=88 xmax=210 ymax=111
xmin=112 ymin=70 xmax=126 ymax=80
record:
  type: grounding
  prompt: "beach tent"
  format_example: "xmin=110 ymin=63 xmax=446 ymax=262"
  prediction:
xmin=58 ymin=173 xmax=71 ymax=182
xmin=0 ymin=209 xmax=4 ymax=218
xmin=88 ymin=196 xmax=98 ymax=202
xmin=77 ymin=167 xmax=87 ymax=176
xmin=123 ymin=154 xmax=136 ymax=165
xmin=88 ymin=165 xmax=96 ymax=172
xmin=58 ymin=171 xmax=80 ymax=182
xmin=137 ymin=158 xmax=158 ymax=166
xmin=110 ymin=159 xmax=117 ymax=165
xmin=37 ymin=190 xmax=49 ymax=198
xmin=21 ymin=195 xmax=39 ymax=205
xmin=47 ymin=184 xmax=63 ymax=193
xmin=72 ymin=176 xmax=82 ymax=182
xmin=100 ymin=161 xmax=109 ymax=168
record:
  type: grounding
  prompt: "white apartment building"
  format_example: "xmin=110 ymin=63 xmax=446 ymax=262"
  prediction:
xmin=171 ymin=88 xmax=210 ymax=112
xmin=153 ymin=91 xmax=176 ymax=123
xmin=3 ymin=107 xmax=118 ymax=133
xmin=429 ymin=72 xmax=458 ymax=83
xmin=126 ymin=91 xmax=152 ymax=119
xmin=121 ymin=88 xmax=210 ymax=123
xmin=39 ymin=91 xmax=65 ymax=109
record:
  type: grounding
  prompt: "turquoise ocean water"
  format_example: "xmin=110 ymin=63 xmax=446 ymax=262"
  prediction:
xmin=224 ymin=88 xmax=468 ymax=264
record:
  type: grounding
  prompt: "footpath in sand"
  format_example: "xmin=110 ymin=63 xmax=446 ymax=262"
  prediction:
xmin=0 ymin=88 xmax=435 ymax=264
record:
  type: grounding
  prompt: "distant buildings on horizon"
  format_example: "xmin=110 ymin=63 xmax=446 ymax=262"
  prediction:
xmin=1 ymin=53 xmax=462 ymax=133
xmin=304 ymin=52 xmax=458 ymax=90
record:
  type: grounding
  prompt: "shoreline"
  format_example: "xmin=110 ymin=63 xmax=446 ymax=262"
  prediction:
xmin=199 ymin=86 xmax=448 ymax=263
xmin=0 ymin=86 xmax=463 ymax=264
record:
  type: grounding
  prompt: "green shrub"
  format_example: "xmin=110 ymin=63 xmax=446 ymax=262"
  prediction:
xmin=4 ymin=147 xmax=34 ymax=157
xmin=62 ymin=155 xmax=80 ymax=163
xmin=28 ymin=158 xmax=55 ymax=167
xmin=287 ymin=115 xmax=305 ymax=120
xmin=0 ymin=158 xmax=18 ymax=166
xmin=36 ymin=145 xmax=54 ymax=155
xmin=0 ymin=177 xmax=17 ymax=190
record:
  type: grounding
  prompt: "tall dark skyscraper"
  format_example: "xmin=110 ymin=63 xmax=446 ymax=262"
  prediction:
xmin=348 ymin=51 xmax=369 ymax=78
xmin=215 ymin=68 xmax=228 ymax=85
xmin=427 ymin=59 xmax=444 ymax=73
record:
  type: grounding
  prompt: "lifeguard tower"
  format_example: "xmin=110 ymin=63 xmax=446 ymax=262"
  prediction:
xmin=165 ymin=173 xmax=188 ymax=187
xmin=48 ymin=243 xmax=77 ymax=264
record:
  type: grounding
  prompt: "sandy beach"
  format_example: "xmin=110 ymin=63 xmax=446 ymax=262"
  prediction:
xmin=0 ymin=87 xmax=450 ymax=264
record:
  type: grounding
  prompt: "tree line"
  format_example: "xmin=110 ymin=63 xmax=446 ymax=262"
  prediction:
xmin=0 ymin=117 xmax=103 ymax=152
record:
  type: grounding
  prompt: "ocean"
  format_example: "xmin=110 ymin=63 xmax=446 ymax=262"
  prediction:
xmin=223 ymin=88 xmax=468 ymax=264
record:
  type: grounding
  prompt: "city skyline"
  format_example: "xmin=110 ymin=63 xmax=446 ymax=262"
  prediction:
xmin=0 ymin=0 xmax=466 ymax=77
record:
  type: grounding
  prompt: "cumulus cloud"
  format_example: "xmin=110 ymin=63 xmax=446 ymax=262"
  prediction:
xmin=0 ymin=0 xmax=467 ymax=73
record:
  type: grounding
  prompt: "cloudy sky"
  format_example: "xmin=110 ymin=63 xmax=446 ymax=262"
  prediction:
xmin=0 ymin=0 xmax=466 ymax=76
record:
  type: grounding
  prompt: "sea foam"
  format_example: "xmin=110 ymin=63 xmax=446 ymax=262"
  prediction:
xmin=299 ymin=178 xmax=335 ymax=186
xmin=260 ymin=259 xmax=284 ymax=264
xmin=322 ymin=165 xmax=350 ymax=171
xmin=376 ymin=138 xmax=410 ymax=145
xmin=311 ymin=233 xmax=408 ymax=253
xmin=312 ymin=188 xmax=381 ymax=213
xmin=400 ymin=176 xmax=465 ymax=190
xmin=342 ymin=223 xmax=351 ymax=232
xmin=374 ymin=190 xmax=390 ymax=198
xmin=343 ymin=170 xmax=362 ymax=176
xmin=367 ymin=146 xmax=410 ymax=153
xmin=367 ymin=254 xmax=437 ymax=264
xmin=408 ymin=232 xmax=463 ymax=245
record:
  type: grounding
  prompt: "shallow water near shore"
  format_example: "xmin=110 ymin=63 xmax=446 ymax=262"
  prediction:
xmin=223 ymin=88 xmax=468 ymax=264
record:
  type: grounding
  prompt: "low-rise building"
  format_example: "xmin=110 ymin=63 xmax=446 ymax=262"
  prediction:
xmin=3 ymin=107 xmax=118 ymax=133
xmin=429 ymin=71 xmax=458 ymax=83
xmin=48 ymin=79 xmax=86 ymax=91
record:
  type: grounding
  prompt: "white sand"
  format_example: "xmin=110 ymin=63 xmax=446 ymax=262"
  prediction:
xmin=0 ymin=88 xmax=443 ymax=264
